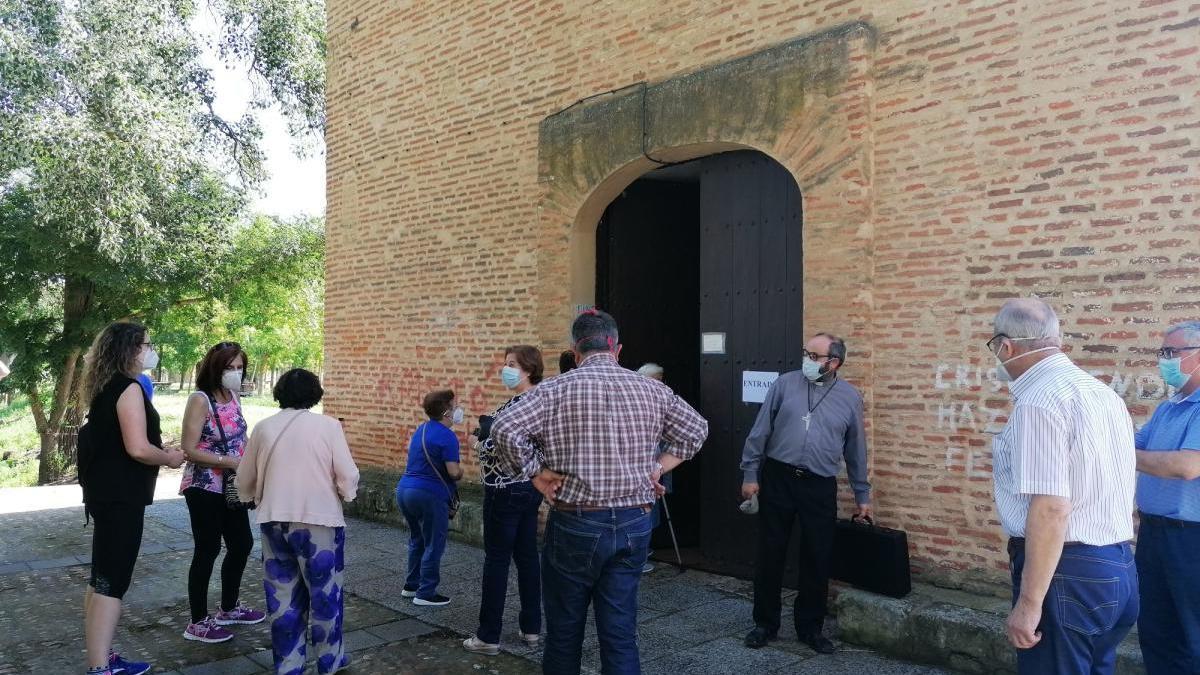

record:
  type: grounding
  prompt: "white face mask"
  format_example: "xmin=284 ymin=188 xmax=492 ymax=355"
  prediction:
xmin=447 ymin=406 xmax=464 ymax=425
xmin=222 ymin=369 xmax=243 ymax=392
xmin=141 ymin=347 xmax=159 ymax=371
xmin=993 ymin=344 xmax=1057 ymax=382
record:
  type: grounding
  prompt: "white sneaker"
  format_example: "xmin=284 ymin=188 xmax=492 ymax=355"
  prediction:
xmin=519 ymin=632 xmax=540 ymax=648
xmin=400 ymin=584 xmax=418 ymax=598
xmin=462 ymin=635 xmax=500 ymax=656
xmin=641 ymin=562 xmax=654 ymax=574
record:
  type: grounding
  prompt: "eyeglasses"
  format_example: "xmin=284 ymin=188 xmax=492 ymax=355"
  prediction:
xmin=986 ymin=333 xmax=1046 ymax=353
xmin=803 ymin=350 xmax=833 ymax=361
xmin=1157 ymin=346 xmax=1200 ymax=360
xmin=985 ymin=334 xmax=1008 ymax=353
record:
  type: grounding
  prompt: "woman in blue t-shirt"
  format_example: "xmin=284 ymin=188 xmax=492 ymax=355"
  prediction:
xmin=396 ymin=389 xmax=464 ymax=606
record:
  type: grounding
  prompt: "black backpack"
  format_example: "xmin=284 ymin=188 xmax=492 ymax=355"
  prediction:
xmin=76 ymin=420 xmax=95 ymax=498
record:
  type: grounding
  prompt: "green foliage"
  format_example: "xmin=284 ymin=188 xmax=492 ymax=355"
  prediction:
xmin=0 ymin=0 xmax=325 ymax=481
xmin=210 ymin=0 xmax=326 ymax=136
xmin=149 ymin=215 xmax=325 ymax=381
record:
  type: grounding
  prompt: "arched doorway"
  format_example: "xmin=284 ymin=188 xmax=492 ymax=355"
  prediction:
xmin=595 ymin=149 xmax=804 ymax=577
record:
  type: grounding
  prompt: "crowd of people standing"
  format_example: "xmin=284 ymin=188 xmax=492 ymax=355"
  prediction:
xmin=71 ymin=299 xmax=1200 ymax=675
xmin=76 ymin=324 xmax=360 ymax=675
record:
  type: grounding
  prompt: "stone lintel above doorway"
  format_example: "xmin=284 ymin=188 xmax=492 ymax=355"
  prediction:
xmin=538 ymin=20 xmax=876 ymax=206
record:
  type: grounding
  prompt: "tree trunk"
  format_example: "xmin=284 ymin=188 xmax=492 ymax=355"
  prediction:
xmin=37 ymin=276 xmax=94 ymax=484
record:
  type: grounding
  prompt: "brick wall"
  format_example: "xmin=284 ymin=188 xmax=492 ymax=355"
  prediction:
xmin=325 ymin=0 xmax=1200 ymax=588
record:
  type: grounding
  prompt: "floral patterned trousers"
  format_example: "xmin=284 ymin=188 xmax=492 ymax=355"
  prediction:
xmin=260 ymin=522 xmax=349 ymax=675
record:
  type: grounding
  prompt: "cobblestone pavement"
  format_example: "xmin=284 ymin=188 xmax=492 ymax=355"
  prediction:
xmin=0 ymin=476 xmax=952 ymax=674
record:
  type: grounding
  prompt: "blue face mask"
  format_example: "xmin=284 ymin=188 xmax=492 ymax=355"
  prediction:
xmin=501 ymin=366 xmax=523 ymax=389
xmin=1159 ymin=357 xmax=1199 ymax=389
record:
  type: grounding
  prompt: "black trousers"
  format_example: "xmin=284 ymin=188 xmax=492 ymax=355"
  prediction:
xmin=184 ymin=487 xmax=253 ymax=622
xmin=752 ymin=457 xmax=837 ymax=637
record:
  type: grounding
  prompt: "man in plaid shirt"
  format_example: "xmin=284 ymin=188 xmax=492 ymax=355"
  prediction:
xmin=492 ymin=309 xmax=708 ymax=675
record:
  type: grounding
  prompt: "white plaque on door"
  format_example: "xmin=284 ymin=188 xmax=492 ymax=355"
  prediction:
xmin=742 ymin=370 xmax=779 ymax=404
xmin=701 ymin=332 xmax=726 ymax=354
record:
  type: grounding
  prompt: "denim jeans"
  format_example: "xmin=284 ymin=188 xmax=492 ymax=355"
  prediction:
xmin=397 ymin=486 xmax=449 ymax=600
xmin=475 ymin=481 xmax=543 ymax=644
xmin=1009 ymin=539 xmax=1139 ymax=675
xmin=1136 ymin=516 xmax=1200 ymax=674
xmin=542 ymin=506 xmax=652 ymax=675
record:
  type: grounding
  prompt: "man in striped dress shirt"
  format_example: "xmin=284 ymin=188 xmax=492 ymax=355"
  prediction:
xmin=491 ymin=309 xmax=709 ymax=675
xmin=988 ymin=298 xmax=1138 ymax=674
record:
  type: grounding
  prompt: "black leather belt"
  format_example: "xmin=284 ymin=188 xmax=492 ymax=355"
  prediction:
xmin=553 ymin=502 xmax=652 ymax=514
xmin=766 ymin=457 xmax=829 ymax=480
xmin=1140 ymin=512 xmax=1200 ymax=528
xmin=1007 ymin=538 xmax=1132 ymax=557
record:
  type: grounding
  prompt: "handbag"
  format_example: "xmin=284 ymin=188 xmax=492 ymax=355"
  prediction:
xmin=207 ymin=393 xmax=252 ymax=510
xmin=831 ymin=515 xmax=912 ymax=598
xmin=420 ymin=424 xmax=460 ymax=519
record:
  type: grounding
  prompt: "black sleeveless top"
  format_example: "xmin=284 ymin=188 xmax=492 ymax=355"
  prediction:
xmin=80 ymin=374 xmax=161 ymax=505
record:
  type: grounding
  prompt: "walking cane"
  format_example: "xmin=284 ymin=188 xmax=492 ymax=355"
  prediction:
xmin=659 ymin=493 xmax=685 ymax=572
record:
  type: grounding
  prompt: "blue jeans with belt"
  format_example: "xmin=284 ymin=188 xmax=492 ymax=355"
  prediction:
xmin=541 ymin=506 xmax=652 ymax=675
xmin=475 ymin=481 xmax=543 ymax=644
xmin=397 ymin=486 xmax=449 ymax=600
xmin=1008 ymin=539 xmax=1139 ymax=674
xmin=1136 ymin=514 xmax=1200 ymax=674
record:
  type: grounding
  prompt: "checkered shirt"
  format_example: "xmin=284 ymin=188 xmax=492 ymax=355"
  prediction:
xmin=490 ymin=353 xmax=709 ymax=508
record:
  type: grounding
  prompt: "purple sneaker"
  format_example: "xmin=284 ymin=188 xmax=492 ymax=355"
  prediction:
xmin=108 ymin=650 xmax=151 ymax=675
xmin=214 ymin=604 xmax=266 ymax=625
xmin=183 ymin=616 xmax=234 ymax=643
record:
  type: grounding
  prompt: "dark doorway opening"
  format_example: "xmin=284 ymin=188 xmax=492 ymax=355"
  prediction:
xmin=596 ymin=150 xmax=803 ymax=579
xmin=597 ymin=177 xmax=704 ymax=549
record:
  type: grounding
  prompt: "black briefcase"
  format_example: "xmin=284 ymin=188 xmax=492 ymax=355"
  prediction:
xmin=831 ymin=517 xmax=912 ymax=598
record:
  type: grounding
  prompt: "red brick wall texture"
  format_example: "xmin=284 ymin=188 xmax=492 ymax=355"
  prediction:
xmin=325 ymin=0 xmax=1200 ymax=588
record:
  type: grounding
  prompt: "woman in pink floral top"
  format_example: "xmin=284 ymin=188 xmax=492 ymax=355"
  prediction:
xmin=178 ymin=342 xmax=265 ymax=643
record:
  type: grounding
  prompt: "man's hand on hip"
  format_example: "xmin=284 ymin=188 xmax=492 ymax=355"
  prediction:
xmin=741 ymin=482 xmax=759 ymax=500
xmin=532 ymin=468 xmax=565 ymax=503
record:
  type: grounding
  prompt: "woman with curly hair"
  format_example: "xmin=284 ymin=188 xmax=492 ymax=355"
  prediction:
xmin=79 ymin=322 xmax=184 ymax=675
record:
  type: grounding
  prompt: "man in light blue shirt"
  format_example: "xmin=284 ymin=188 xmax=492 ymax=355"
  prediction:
xmin=1135 ymin=320 xmax=1200 ymax=674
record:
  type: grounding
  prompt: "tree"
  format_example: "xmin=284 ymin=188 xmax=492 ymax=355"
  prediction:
xmin=0 ymin=0 xmax=325 ymax=482
xmin=148 ymin=215 xmax=325 ymax=391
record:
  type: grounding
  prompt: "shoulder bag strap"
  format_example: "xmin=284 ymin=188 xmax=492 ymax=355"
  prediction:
xmin=420 ymin=424 xmax=454 ymax=495
xmin=255 ymin=410 xmax=305 ymax=496
xmin=206 ymin=393 xmax=231 ymax=457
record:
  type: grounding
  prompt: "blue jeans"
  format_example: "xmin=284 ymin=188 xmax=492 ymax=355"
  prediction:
xmin=476 ymin=481 xmax=543 ymax=644
xmin=397 ymin=487 xmax=449 ymax=600
xmin=1136 ymin=516 xmax=1200 ymax=674
xmin=542 ymin=507 xmax=652 ymax=675
xmin=1009 ymin=539 xmax=1139 ymax=675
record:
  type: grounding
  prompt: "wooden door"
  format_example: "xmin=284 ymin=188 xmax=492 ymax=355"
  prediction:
xmin=698 ymin=151 xmax=803 ymax=573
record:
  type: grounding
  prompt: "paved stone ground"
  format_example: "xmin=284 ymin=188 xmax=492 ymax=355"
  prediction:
xmin=0 ymin=475 xmax=953 ymax=674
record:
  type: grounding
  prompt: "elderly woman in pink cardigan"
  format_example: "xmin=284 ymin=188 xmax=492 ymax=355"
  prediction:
xmin=237 ymin=368 xmax=359 ymax=675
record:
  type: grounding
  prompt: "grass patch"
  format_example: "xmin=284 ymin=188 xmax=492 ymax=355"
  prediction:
xmin=0 ymin=390 xmax=308 ymax=488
